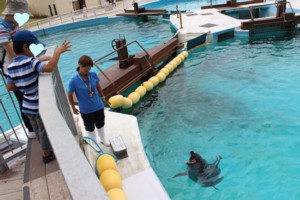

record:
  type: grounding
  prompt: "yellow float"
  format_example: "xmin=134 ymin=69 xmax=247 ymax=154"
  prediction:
xmin=165 ymin=64 xmax=174 ymax=73
xmin=108 ymin=95 xmax=124 ymax=108
xmin=96 ymin=154 xmax=117 ymax=175
xmin=128 ymin=92 xmax=140 ymax=104
xmin=100 ymin=169 xmax=122 ymax=191
xmin=122 ymin=97 xmax=133 ymax=109
xmin=156 ymin=72 xmax=166 ymax=82
xmin=159 ymin=68 xmax=170 ymax=77
xmin=177 ymin=54 xmax=185 ymax=62
xmin=135 ymin=86 xmax=147 ymax=97
xmin=148 ymin=76 xmax=160 ymax=87
xmin=173 ymin=57 xmax=182 ymax=65
xmin=169 ymin=61 xmax=178 ymax=69
xmin=108 ymin=188 xmax=127 ymax=200
xmin=142 ymin=81 xmax=154 ymax=91
xmin=180 ymin=51 xmax=189 ymax=58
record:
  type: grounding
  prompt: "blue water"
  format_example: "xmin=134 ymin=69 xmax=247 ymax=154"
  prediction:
xmin=137 ymin=37 xmax=300 ymax=199
xmin=1 ymin=0 xmax=300 ymax=199
xmin=0 ymin=18 xmax=173 ymax=131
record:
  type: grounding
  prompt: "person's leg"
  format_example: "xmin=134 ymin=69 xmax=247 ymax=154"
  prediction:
xmin=80 ymin=112 xmax=97 ymax=141
xmin=13 ymin=90 xmax=35 ymax=137
xmin=26 ymin=114 xmax=40 ymax=141
xmin=94 ymin=109 xmax=110 ymax=146
xmin=27 ymin=114 xmax=54 ymax=163
xmin=35 ymin=114 xmax=55 ymax=163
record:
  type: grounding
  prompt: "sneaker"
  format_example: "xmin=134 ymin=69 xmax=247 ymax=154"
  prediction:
xmin=43 ymin=151 xmax=56 ymax=164
xmin=27 ymin=131 xmax=36 ymax=139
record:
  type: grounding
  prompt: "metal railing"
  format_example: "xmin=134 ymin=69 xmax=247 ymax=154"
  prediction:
xmin=0 ymin=71 xmax=27 ymax=172
xmin=93 ymin=40 xmax=154 ymax=93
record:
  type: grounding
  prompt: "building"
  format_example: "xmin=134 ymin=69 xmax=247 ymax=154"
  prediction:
xmin=28 ymin=0 xmax=106 ymax=17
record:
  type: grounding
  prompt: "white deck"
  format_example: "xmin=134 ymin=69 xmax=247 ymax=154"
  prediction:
xmin=77 ymin=110 xmax=171 ymax=200
xmin=170 ymin=1 xmax=300 ymax=46
xmin=170 ymin=8 xmax=241 ymax=43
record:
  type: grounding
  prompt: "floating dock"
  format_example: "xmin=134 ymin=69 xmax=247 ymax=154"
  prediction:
xmin=171 ymin=0 xmax=300 ymax=48
xmin=99 ymin=38 xmax=179 ymax=99
xmin=170 ymin=8 xmax=241 ymax=47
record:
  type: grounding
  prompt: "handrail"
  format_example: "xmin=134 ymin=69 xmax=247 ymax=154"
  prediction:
xmin=93 ymin=40 xmax=154 ymax=91
xmin=248 ymin=1 xmax=294 ymax=22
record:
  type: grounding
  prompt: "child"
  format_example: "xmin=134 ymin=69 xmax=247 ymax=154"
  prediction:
xmin=6 ymin=30 xmax=71 ymax=163
xmin=67 ymin=55 xmax=110 ymax=146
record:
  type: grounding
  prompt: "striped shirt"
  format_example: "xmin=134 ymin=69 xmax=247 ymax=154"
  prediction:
xmin=6 ymin=56 xmax=45 ymax=115
xmin=0 ymin=18 xmax=19 ymax=76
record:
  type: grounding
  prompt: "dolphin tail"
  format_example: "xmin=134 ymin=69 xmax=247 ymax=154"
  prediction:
xmin=173 ymin=171 xmax=188 ymax=178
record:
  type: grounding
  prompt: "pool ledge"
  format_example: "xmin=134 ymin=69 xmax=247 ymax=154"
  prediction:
xmin=75 ymin=109 xmax=171 ymax=199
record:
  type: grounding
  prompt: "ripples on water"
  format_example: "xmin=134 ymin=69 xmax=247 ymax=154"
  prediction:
xmin=137 ymin=36 xmax=300 ymax=199
xmin=0 ymin=18 xmax=173 ymax=131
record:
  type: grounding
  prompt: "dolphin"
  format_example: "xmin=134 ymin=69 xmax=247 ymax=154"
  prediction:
xmin=173 ymin=151 xmax=224 ymax=190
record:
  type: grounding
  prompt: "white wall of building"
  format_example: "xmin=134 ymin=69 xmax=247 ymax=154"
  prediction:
xmin=28 ymin=0 xmax=55 ymax=17
xmin=86 ymin=0 xmax=101 ymax=8
xmin=28 ymin=0 xmax=103 ymax=17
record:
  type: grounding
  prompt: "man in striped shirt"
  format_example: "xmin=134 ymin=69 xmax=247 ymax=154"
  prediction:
xmin=0 ymin=0 xmax=35 ymax=138
xmin=6 ymin=30 xmax=71 ymax=163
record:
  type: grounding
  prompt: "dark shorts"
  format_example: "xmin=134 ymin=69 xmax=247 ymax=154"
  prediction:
xmin=80 ymin=109 xmax=105 ymax=132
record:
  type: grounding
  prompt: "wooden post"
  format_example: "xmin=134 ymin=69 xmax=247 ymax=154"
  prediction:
xmin=0 ymin=154 xmax=9 ymax=173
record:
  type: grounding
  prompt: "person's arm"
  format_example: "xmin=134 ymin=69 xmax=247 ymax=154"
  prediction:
xmin=37 ymin=55 xmax=52 ymax=62
xmin=6 ymin=82 xmax=18 ymax=91
xmin=42 ymin=40 xmax=71 ymax=72
xmin=67 ymin=92 xmax=79 ymax=115
xmin=96 ymin=82 xmax=107 ymax=105
xmin=2 ymin=42 xmax=16 ymax=58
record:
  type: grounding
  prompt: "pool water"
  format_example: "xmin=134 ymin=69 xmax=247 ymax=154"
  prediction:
xmin=137 ymin=37 xmax=300 ymax=199
xmin=0 ymin=18 xmax=173 ymax=131
xmin=1 ymin=0 xmax=300 ymax=199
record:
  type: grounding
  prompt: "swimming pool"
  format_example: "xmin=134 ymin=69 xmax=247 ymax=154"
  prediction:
xmin=137 ymin=35 xmax=300 ymax=199
xmin=1 ymin=0 xmax=300 ymax=199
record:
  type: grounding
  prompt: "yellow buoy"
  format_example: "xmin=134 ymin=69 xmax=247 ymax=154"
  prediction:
xmin=159 ymin=68 xmax=170 ymax=77
xmin=178 ymin=54 xmax=185 ymax=62
xmin=156 ymin=72 xmax=166 ymax=82
xmin=108 ymin=95 xmax=124 ymax=108
xmin=148 ymin=76 xmax=160 ymax=87
xmin=128 ymin=92 xmax=140 ymax=104
xmin=142 ymin=81 xmax=154 ymax=91
xmin=96 ymin=154 xmax=117 ymax=175
xmin=173 ymin=57 xmax=182 ymax=65
xmin=122 ymin=97 xmax=133 ymax=109
xmin=135 ymin=86 xmax=147 ymax=97
xmin=180 ymin=51 xmax=189 ymax=58
xmin=165 ymin=64 xmax=174 ymax=73
xmin=100 ymin=169 xmax=122 ymax=191
xmin=169 ymin=61 xmax=178 ymax=69
xmin=108 ymin=188 xmax=127 ymax=200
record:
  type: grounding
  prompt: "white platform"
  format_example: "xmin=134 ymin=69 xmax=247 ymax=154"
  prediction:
xmin=78 ymin=109 xmax=171 ymax=199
